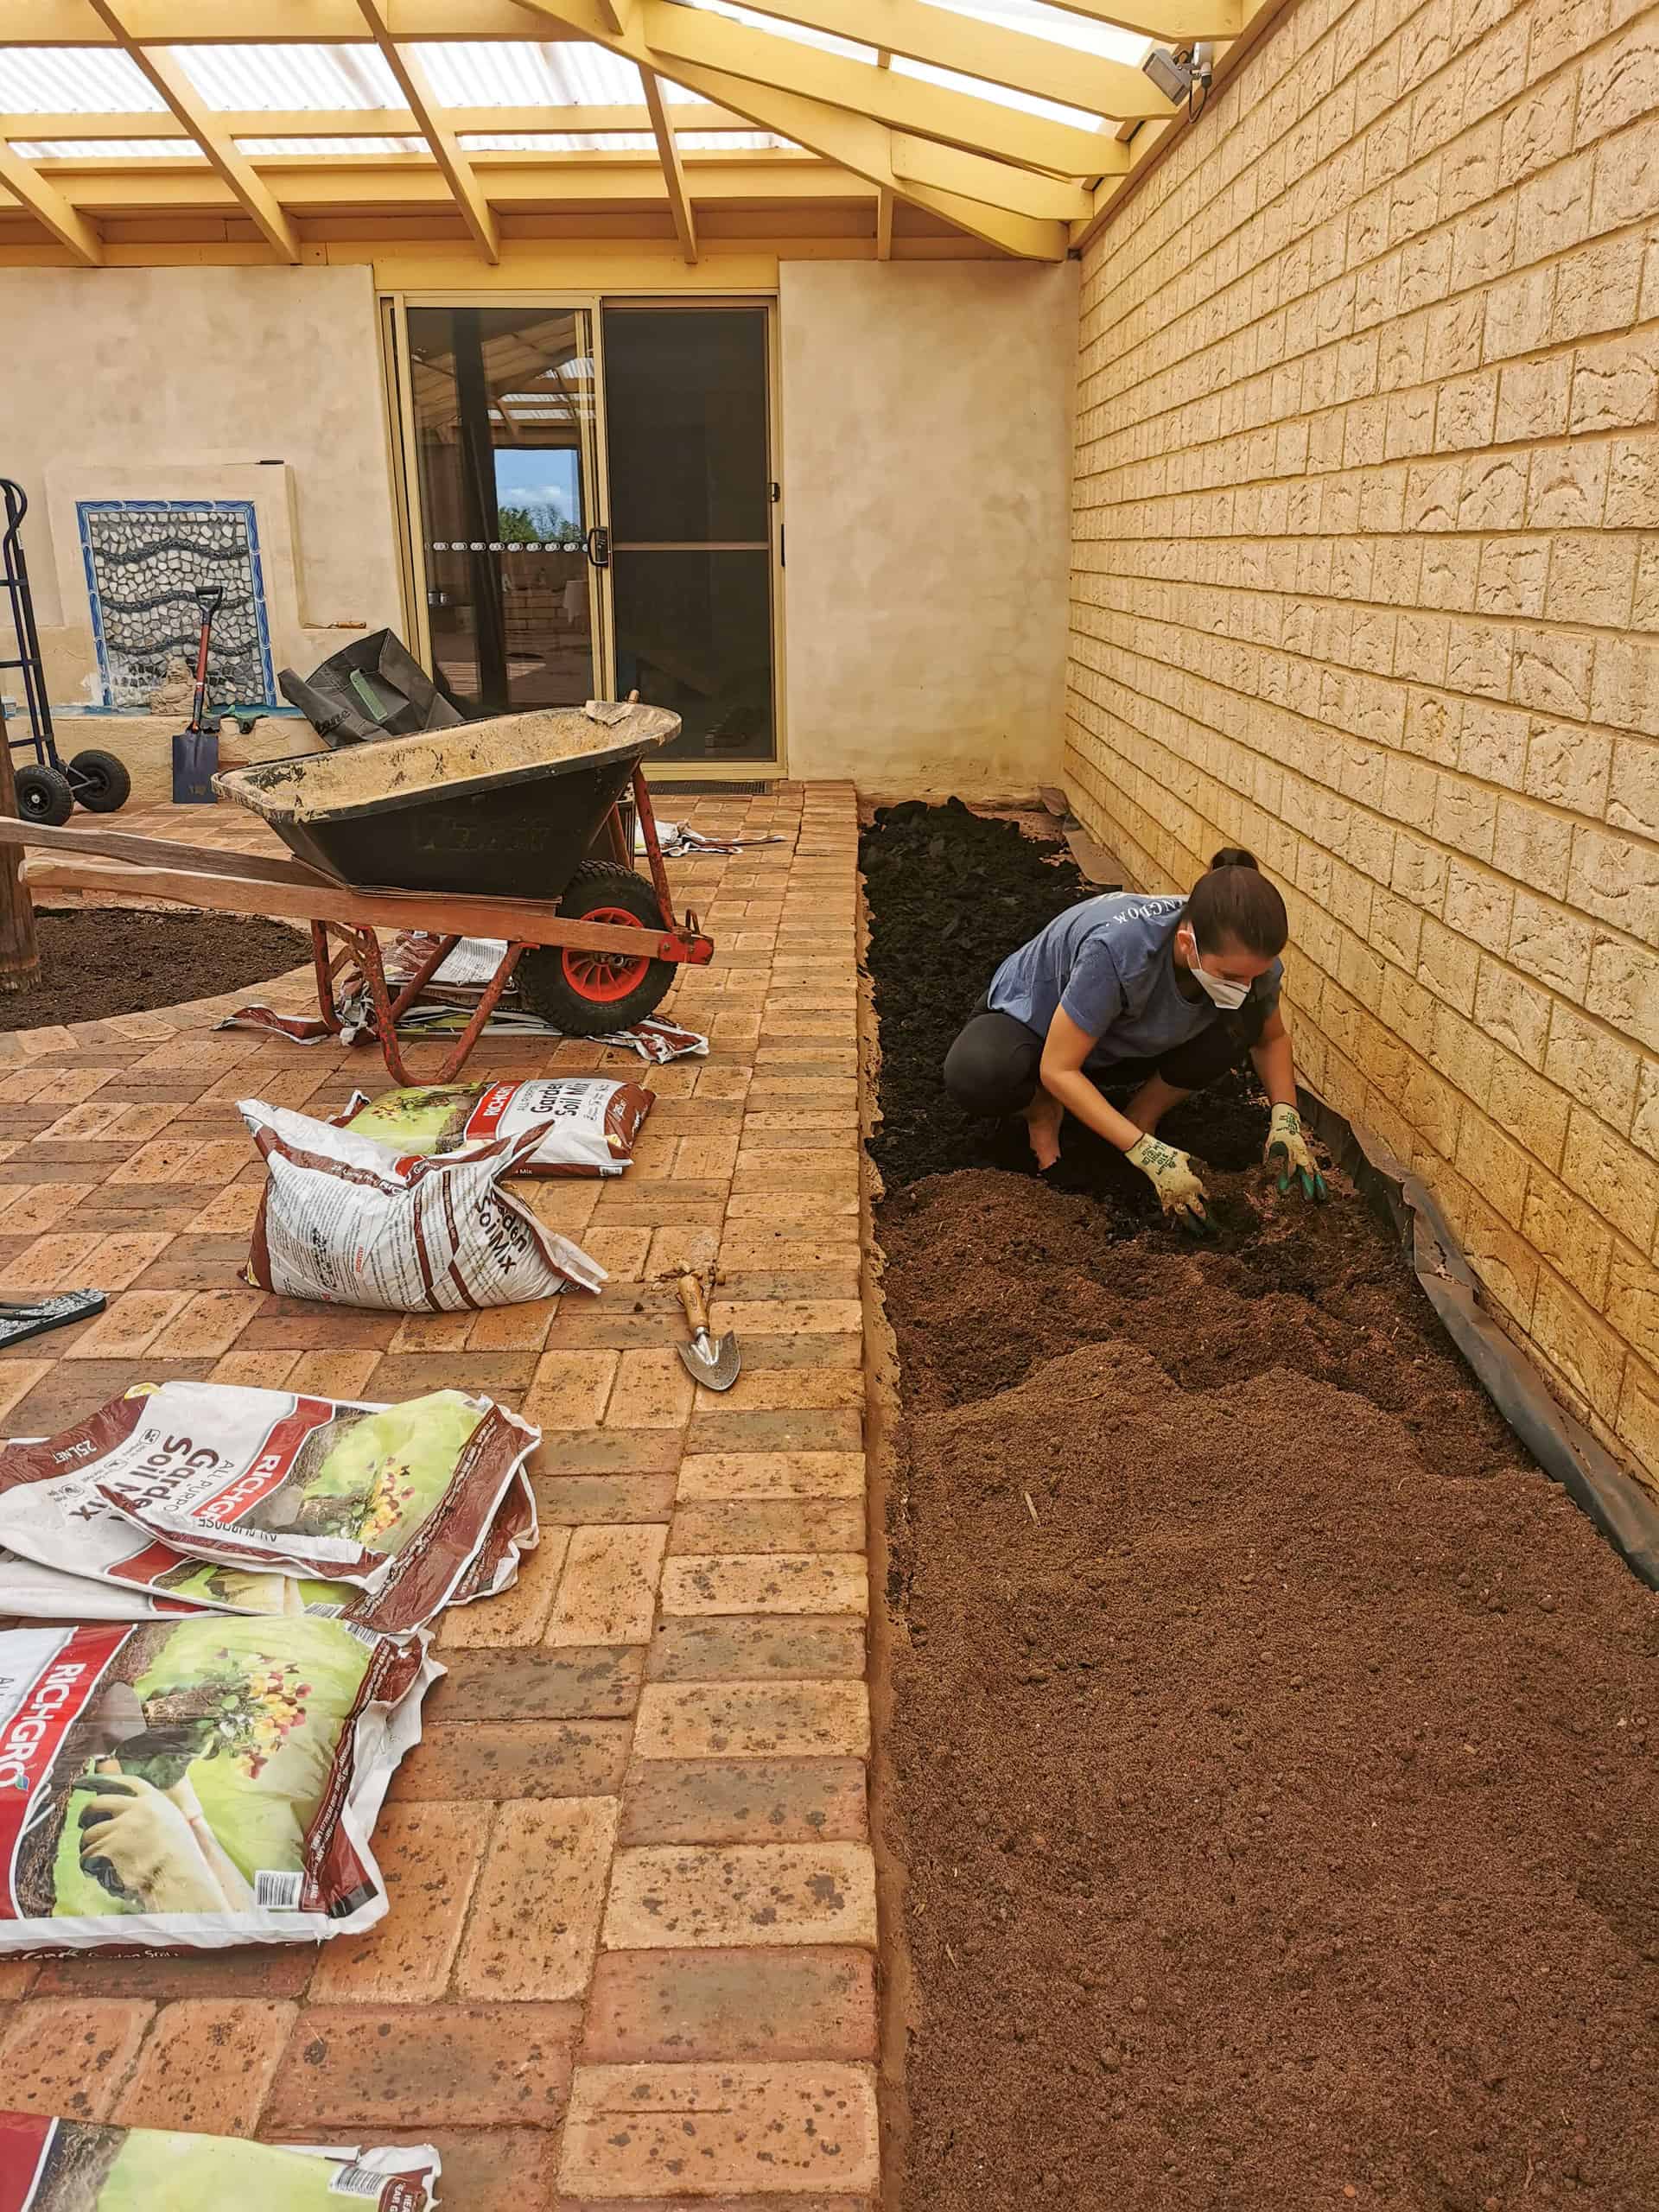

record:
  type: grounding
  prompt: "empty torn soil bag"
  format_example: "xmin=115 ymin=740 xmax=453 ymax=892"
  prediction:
xmin=0 ymin=2113 xmax=440 ymax=2209
xmin=239 ymin=1099 xmax=606 ymax=1310
xmin=0 ymin=1382 xmax=537 ymax=1638
xmin=0 ymin=1613 xmax=435 ymax=1951
xmin=93 ymin=1383 xmax=537 ymax=1629
xmin=339 ymin=1074 xmax=655 ymax=1177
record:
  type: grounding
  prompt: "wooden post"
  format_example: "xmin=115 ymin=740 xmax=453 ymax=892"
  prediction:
xmin=0 ymin=718 xmax=41 ymax=996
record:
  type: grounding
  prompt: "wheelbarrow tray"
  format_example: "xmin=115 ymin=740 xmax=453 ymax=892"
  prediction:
xmin=213 ymin=701 xmax=680 ymax=899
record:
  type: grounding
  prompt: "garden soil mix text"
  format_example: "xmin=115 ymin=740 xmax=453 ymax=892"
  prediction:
xmin=863 ymin=801 xmax=1659 ymax=2211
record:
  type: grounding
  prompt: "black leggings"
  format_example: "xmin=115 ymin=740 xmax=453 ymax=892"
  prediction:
xmin=943 ymin=997 xmax=1266 ymax=1118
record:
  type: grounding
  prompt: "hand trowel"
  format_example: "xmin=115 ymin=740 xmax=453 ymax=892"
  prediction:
xmin=675 ymin=1274 xmax=741 ymax=1392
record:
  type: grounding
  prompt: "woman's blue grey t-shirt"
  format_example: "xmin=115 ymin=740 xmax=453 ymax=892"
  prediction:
xmin=987 ymin=892 xmax=1281 ymax=1069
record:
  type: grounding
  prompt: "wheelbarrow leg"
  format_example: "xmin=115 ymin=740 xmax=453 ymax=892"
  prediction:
xmin=309 ymin=924 xmax=343 ymax=1037
xmin=386 ymin=932 xmax=461 ymax=1028
xmin=434 ymin=944 xmax=526 ymax=1084
xmin=632 ymin=764 xmax=676 ymax=925
xmin=349 ymin=928 xmax=416 ymax=1088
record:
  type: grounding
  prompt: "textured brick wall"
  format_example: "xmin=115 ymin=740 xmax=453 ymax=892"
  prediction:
xmin=1065 ymin=0 xmax=1659 ymax=1486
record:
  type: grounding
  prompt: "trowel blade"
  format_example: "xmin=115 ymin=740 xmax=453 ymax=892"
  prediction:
xmin=676 ymin=1332 xmax=741 ymax=1392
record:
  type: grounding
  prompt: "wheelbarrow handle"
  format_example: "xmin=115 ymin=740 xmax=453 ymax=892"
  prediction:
xmin=677 ymin=1273 xmax=713 ymax=1338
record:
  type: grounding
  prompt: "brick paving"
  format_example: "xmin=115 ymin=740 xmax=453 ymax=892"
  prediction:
xmin=0 ymin=783 xmax=877 ymax=2205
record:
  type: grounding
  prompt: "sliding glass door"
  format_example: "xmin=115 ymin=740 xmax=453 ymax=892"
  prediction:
xmin=601 ymin=306 xmax=776 ymax=766
xmin=404 ymin=304 xmax=602 ymax=715
xmin=397 ymin=297 xmax=779 ymax=768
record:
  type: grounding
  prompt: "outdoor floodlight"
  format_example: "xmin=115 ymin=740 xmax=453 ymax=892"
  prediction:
xmin=1141 ymin=42 xmax=1216 ymax=106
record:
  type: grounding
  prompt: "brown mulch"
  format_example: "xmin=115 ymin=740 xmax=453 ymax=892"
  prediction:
xmin=882 ymin=1166 xmax=1659 ymax=2211
xmin=0 ymin=907 xmax=307 ymax=1029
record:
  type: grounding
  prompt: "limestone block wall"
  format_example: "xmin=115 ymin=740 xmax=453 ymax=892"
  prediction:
xmin=1065 ymin=0 xmax=1659 ymax=1485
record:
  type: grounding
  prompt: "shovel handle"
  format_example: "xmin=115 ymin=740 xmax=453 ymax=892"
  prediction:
xmin=677 ymin=1273 xmax=713 ymax=1338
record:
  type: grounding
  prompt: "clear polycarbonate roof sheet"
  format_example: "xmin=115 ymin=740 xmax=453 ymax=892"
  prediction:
xmin=16 ymin=138 xmax=204 ymax=159
xmin=168 ymin=42 xmax=402 ymax=109
xmin=0 ymin=46 xmax=165 ymax=110
xmin=236 ymin=137 xmax=429 ymax=156
xmin=893 ymin=53 xmax=1104 ymax=128
xmin=938 ymin=0 xmax=1152 ymax=64
xmin=460 ymin=128 xmax=785 ymax=151
xmin=416 ymin=40 xmax=645 ymax=105
xmin=465 ymin=130 xmax=660 ymax=151
xmin=699 ymin=2 xmax=874 ymax=64
xmin=677 ymin=129 xmax=784 ymax=147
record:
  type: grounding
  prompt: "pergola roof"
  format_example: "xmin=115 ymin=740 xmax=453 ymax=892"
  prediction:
xmin=0 ymin=0 xmax=1246 ymax=265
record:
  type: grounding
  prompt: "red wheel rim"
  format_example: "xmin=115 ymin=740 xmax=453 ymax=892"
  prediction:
xmin=561 ymin=904 xmax=654 ymax=1003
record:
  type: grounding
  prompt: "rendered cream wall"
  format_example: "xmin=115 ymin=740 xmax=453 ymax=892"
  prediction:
xmin=781 ymin=259 xmax=1078 ymax=795
xmin=0 ymin=264 xmax=402 ymax=704
xmin=1066 ymin=0 xmax=1659 ymax=1486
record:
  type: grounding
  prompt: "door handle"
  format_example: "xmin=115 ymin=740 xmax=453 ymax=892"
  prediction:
xmin=585 ymin=525 xmax=611 ymax=569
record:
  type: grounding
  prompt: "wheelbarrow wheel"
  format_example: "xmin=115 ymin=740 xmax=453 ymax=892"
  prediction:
xmin=518 ymin=861 xmax=677 ymax=1037
xmin=67 ymin=748 xmax=131 ymax=813
xmin=14 ymin=763 xmax=74 ymax=827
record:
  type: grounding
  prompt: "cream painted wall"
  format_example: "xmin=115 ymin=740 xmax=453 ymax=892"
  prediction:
xmin=0 ymin=264 xmax=402 ymax=707
xmin=779 ymin=259 xmax=1078 ymax=797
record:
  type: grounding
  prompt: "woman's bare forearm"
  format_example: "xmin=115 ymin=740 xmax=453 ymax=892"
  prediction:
xmin=1250 ymin=1026 xmax=1298 ymax=1108
xmin=1039 ymin=1058 xmax=1142 ymax=1153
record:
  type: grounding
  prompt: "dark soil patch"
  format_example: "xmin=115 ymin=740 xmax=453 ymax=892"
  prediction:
xmin=861 ymin=796 xmax=1267 ymax=1208
xmin=0 ymin=907 xmax=307 ymax=1030
xmin=867 ymin=803 xmax=1659 ymax=2210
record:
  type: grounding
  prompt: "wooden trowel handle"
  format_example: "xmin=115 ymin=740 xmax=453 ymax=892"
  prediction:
xmin=677 ymin=1273 xmax=712 ymax=1337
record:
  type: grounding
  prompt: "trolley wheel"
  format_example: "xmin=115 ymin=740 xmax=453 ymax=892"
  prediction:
xmin=67 ymin=748 xmax=131 ymax=814
xmin=518 ymin=861 xmax=676 ymax=1037
xmin=13 ymin=763 xmax=74 ymax=827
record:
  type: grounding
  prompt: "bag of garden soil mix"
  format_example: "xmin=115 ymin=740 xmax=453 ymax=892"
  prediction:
xmin=337 ymin=1075 xmax=654 ymax=1177
xmin=0 ymin=1382 xmax=538 ymax=1639
xmin=238 ymin=1098 xmax=606 ymax=1312
xmin=0 ymin=1430 xmax=328 ymax=1627
xmin=0 ymin=2113 xmax=440 ymax=2209
xmin=0 ymin=1547 xmax=214 ymax=1624
xmin=0 ymin=1612 xmax=435 ymax=1951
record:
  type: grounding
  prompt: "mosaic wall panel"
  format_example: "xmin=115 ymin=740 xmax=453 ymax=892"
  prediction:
xmin=76 ymin=499 xmax=276 ymax=709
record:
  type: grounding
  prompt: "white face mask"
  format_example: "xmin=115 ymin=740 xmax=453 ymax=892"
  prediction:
xmin=1180 ymin=925 xmax=1251 ymax=1011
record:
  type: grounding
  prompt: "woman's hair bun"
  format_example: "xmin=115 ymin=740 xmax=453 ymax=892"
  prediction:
xmin=1209 ymin=846 xmax=1259 ymax=871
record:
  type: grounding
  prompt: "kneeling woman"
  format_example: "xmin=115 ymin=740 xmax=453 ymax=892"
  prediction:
xmin=943 ymin=848 xmax=1325 ymax=1231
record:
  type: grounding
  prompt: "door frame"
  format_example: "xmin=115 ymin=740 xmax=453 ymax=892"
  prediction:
xmin=378 ymin=287 xmax=786 ymax=781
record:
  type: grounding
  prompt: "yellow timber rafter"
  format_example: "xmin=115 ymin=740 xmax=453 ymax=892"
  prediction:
xmin=625 ymin=3 xmax=1123 ymax=177
xmin=80 ymin=0 xmax=302 ymax=259
xmin=703 ymin=0 xmax=1177 ymax=124
xmin=355 ymin=0 xmax=501 ymax=259
xmin=0 ymin=136 xmax=103 ymax=263
xmin=641 ymin=66 xmax=697 ymax=265
xmin=513 ymin=0 xmax=1103 ymax=256
xmin=0 ymin=0 xmax=1259 ymax=265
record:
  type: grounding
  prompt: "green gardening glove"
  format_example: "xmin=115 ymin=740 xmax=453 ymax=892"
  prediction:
xmin=1124 ymin=1132 xmax=1211 ymax=1234
xmin=1265 ymin=1103 xmax=1326 ymax=1203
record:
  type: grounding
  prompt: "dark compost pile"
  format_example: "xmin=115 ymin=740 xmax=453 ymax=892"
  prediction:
xmin=865 ymin=801 xmax=1659 ymax=2212
xmin=0 ymin=907 xmax=307 ymax=1030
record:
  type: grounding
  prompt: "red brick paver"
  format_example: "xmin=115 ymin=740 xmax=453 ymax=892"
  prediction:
xmin=0 ymin=786 xmax=876 ymax=2202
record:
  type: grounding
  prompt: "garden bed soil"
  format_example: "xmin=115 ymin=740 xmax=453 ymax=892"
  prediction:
xmin=864 ymin=802 xmax=1659 ymax=2211
xmin=0 ymin=907 xmax=307 ymax=1030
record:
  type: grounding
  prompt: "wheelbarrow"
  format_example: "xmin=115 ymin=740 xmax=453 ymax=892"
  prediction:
xmin=0 ymin=699 xmax=715 ymax=1086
